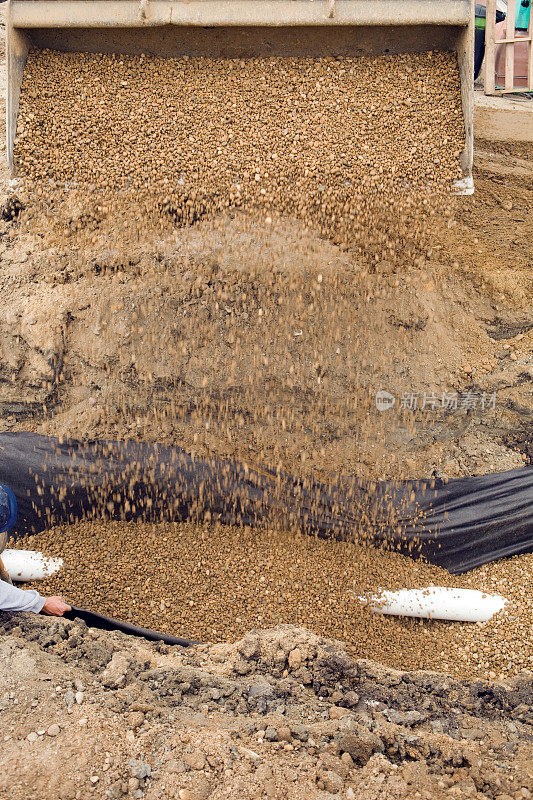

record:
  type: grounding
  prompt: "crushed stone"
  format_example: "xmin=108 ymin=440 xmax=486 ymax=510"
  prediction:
xmin=22 ymin=521 xmax=533 ymax=680
xmin=15 ymin=49 xmax=464 ymax=253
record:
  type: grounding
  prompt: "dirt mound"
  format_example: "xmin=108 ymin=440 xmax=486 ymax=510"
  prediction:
xmin=1 ymin=210 xmax=525 ymax=480
xmin=1 ymin=615 xmax=531 ymax=800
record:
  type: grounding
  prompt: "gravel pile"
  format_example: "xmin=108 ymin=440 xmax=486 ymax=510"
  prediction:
xmin=14 ymin=49 xmax=464 ymax=250
xmin=22 ymin=521 xmax=532 ymax=680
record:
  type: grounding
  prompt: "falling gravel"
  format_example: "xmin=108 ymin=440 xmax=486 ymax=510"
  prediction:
xmin=14 ymin=49 xmax=464 ymax=254
xmin=10 ymin=44 xmax=532 ymax=689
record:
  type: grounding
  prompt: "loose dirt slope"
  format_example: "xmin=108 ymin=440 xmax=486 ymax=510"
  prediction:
xmin=1 ymin=183 xmax=531 ymax=480
xmin=1 ymin=616 xmax=532 ymax=800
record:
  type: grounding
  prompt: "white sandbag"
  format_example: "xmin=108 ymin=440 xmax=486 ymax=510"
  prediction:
xmin=361 ymin=586 xmax=507 ymax=622
xmin=1 ymin=549 xmax=63 ymax=582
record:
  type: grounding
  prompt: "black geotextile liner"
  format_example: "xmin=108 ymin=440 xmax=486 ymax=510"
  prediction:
xmin=65 ymin=606 xmax=198 ymax=647
xmin=1 ymin=432 xmax=532 ymax=574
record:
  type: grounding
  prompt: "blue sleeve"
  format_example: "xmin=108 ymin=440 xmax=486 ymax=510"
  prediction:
xmin=0 ymin=485 xmax=17 ymax=535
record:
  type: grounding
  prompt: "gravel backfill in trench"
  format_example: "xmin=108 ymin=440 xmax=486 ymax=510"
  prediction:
xmin=21 ymin=522 xmax=532 ymax=681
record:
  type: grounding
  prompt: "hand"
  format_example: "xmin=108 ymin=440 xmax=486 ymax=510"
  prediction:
xmin=41 ymin=596 xmax=71 ymax=616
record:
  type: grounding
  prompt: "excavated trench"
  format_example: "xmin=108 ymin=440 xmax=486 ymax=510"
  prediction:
xmin=0 ymin=32 xmax=532 ymax=800
xmin=1 ymin=46 xmax=532 ymax=685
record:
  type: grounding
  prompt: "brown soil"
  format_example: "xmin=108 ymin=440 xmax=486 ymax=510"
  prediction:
xmin=1 ymin=615 xmax=532 ymax=800
xmin=0 ymin=199 xmax=531 ymax=481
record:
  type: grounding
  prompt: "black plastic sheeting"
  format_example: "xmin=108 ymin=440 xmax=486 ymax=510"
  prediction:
xmin=1 ymin=431 xmax=532 ymax=574
xmin=65 ymin=606 xmax=198 ymax=647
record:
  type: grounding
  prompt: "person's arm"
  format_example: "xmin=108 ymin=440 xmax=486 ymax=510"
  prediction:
xmin=0 ymin=578 xmax=46 ymax=613
xmin=0 ymin=580 xmax=71 ymax=616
